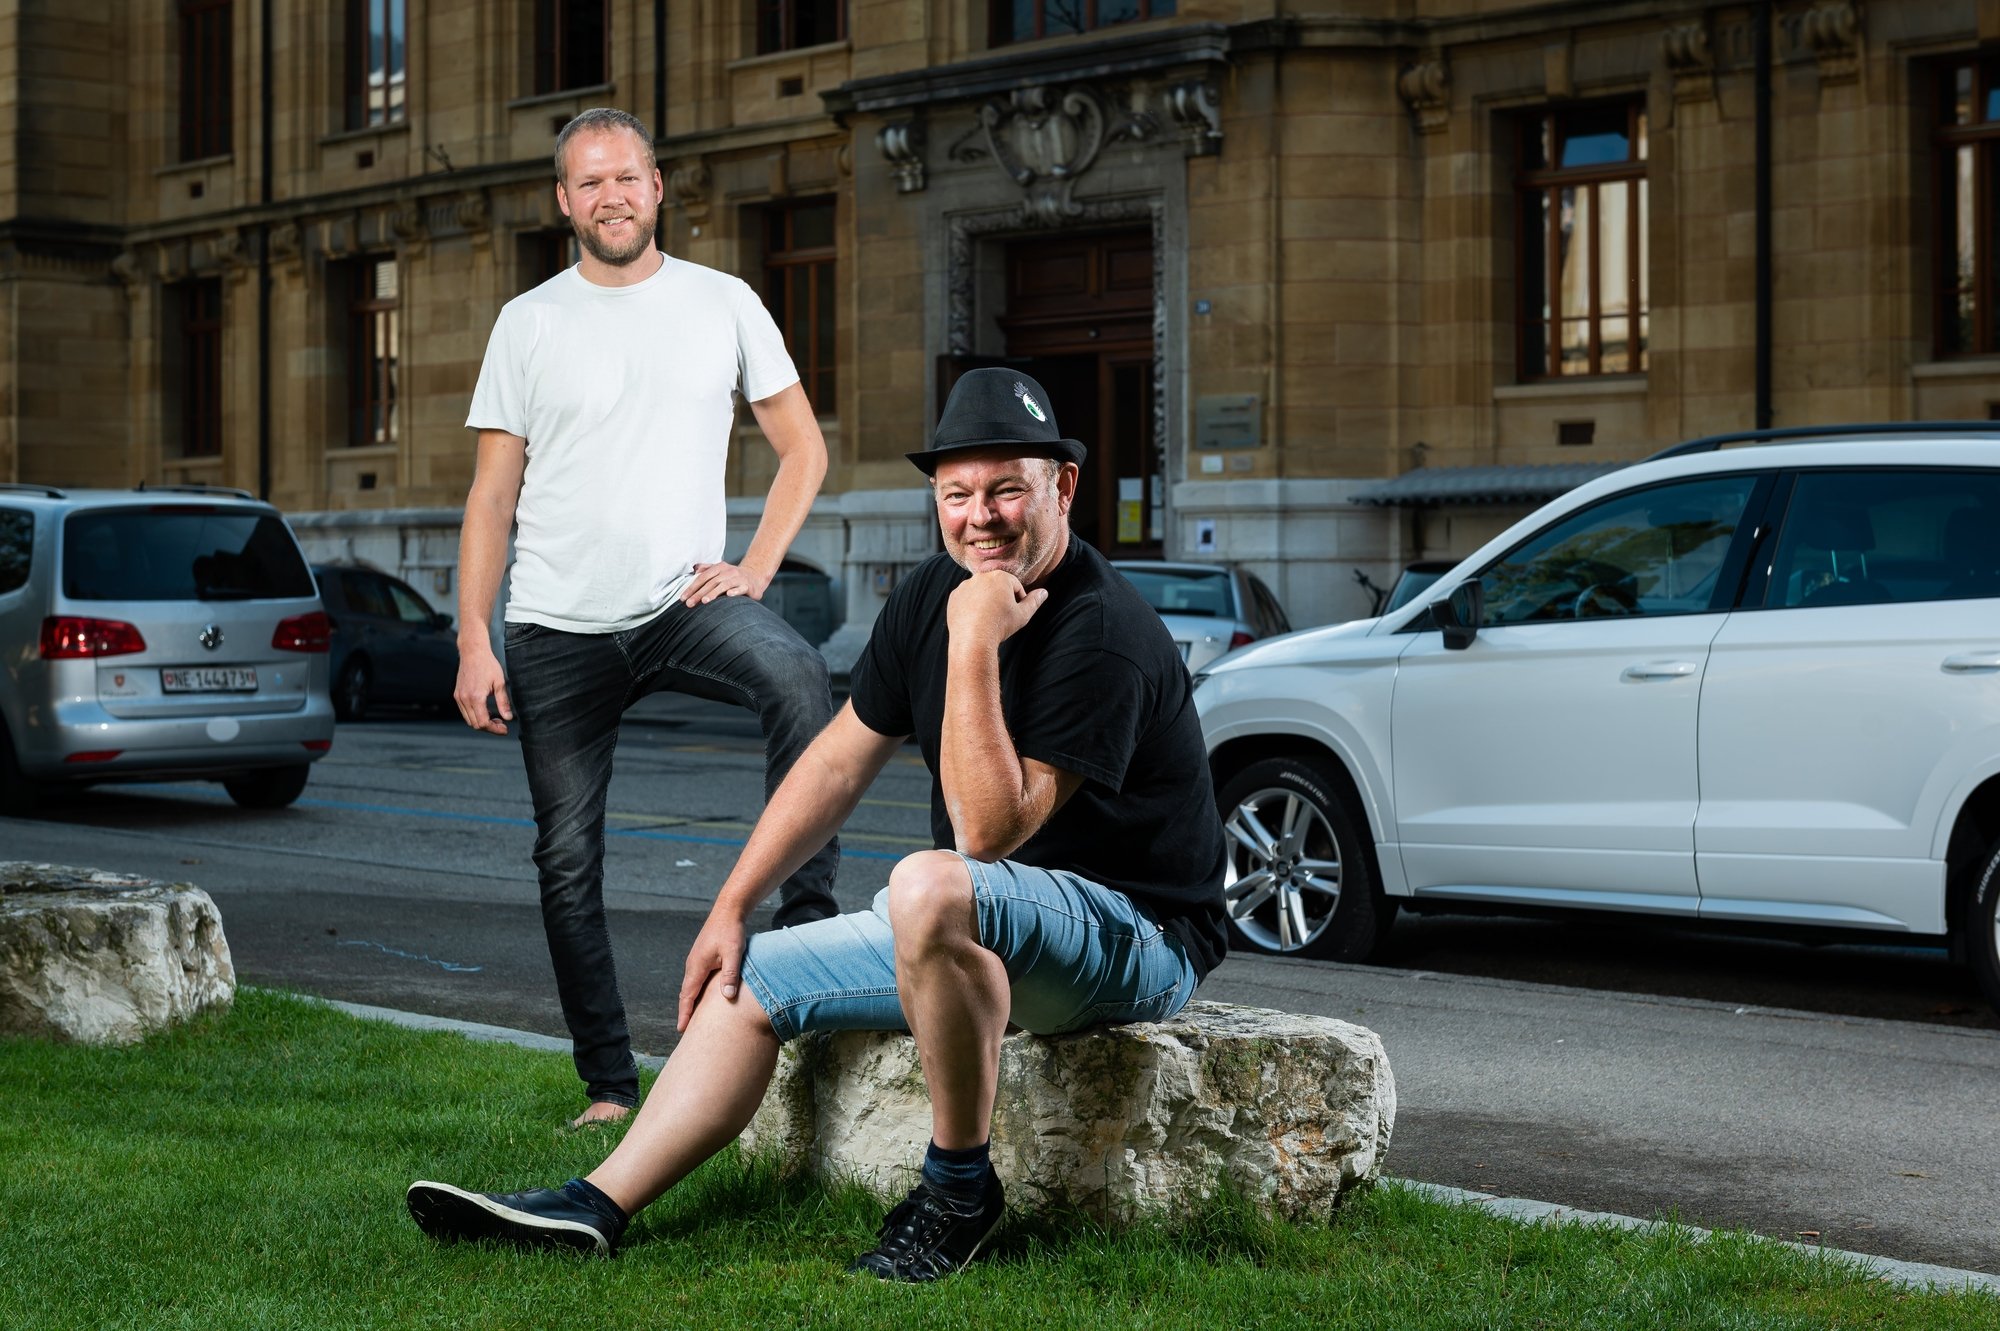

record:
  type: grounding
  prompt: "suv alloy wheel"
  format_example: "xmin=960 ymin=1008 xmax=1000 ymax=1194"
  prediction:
xmin=1216 ymin=755 xmax=1391 ymax=961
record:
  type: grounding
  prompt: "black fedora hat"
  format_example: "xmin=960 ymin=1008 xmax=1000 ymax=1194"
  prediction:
xmin=906 ymin=368 xmax=1088 ymax=475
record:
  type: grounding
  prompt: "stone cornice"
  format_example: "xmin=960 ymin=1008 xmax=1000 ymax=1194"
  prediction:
xmin=826 ymin=23 xmax=1247 ymax=117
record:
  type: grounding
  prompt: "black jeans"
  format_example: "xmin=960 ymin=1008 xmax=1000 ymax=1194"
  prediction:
xmin=504 ymin=595 xmax=840 ymax=1106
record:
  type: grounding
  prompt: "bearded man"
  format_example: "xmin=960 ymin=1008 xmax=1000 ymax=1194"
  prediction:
xmin=452 ymin=107 xmax=840 ymax=1128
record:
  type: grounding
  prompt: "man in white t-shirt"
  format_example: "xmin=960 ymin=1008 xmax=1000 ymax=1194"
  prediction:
xmin=455 ymin=107 xmax=839 ymax=1128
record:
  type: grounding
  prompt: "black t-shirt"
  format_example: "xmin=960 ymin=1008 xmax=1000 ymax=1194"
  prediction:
xmin=847 ymin=539 xmax=1228 ymax=981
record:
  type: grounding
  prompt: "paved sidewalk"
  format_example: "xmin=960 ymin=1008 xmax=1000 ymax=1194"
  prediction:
xmin=321 ymin=993 xmax=2000 ymax=1298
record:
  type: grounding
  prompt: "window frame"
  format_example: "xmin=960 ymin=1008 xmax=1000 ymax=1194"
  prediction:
xmin=1514 ymin=99 xmax=1650 ymax=381
xmin=178 ymin=0 xmax=233 ymax=161
xmin=174 ymin=278 xmax=226 ymax=460
xmin=756 ymin=0 xmax=847 ymax=55
xmin=762 ymin=199 xmax=838 ymax=417
xmin=1933 ymin=57 xmax=2000 ymax=358
xmin=347 ymin=256 xmax=401 ymax=451
xmin=534 ymin=0 xmax=608 ymax=96
xmin=344 ymin=0 xmax=408 ymax=131
xmin=1423 ymin=472 xmax=1776 ymax=633
xmin=990 ymin=1 xmax=1174 ymax=48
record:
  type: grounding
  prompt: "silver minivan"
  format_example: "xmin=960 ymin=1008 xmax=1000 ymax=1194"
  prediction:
xmin=0 ymin=484 xmax=335 ymax=813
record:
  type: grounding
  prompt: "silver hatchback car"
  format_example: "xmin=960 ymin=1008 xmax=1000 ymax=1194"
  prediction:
xmin=0 ymin=484 xmax=334 ymax=813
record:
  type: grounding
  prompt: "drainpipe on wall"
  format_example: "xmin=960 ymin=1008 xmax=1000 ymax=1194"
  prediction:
xmin=1753 ymin=0 xmax=1773 ymax=430
xmin=256 ymin=0 xmax=274 ymax=500
xmin=654 ymin=0 xmax=666 ymax=136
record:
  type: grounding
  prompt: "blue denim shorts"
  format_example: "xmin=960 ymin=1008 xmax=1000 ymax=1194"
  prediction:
xmin=740 ymin=854 xmax=1198 ymax=1043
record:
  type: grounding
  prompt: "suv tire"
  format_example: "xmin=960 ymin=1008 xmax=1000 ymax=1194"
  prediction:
xmin=1968 ymin=839 xmax=2000 ymax=1014
xmin=1215 ymin=755 xmax=1391 ymax=962
xmin=223 ymin=764 xmax=311 ymax=810
xmin=334 ymin=658 xmax=371 ymax=723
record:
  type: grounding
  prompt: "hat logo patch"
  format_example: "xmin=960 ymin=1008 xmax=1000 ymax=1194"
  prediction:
xmin=1013 ymin=381 xmax=1047 ymax=423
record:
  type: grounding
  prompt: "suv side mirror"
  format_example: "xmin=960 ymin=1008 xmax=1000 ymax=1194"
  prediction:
xmin=1429 ymin=578 xmax=1484 ymax=651
xmin=431 ymin=612 xmax=453 ymax=631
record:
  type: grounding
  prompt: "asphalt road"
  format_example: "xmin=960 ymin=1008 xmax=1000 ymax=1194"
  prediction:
xmin=6 ymin=700 xmax=1997 ymax=1274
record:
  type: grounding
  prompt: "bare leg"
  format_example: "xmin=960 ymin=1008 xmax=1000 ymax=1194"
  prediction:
xmin=887 ymin=851 xmax=1012 ymax=1149
xmin=585 ymin=980 xmax=780 ymax=1215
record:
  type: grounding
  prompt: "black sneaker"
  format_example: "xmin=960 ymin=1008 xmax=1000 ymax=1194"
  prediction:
xmin=847 ymin=1175 xmax=1005 ymax=1283
xmin=406 ymin=1179 xmax=625 ymax=1256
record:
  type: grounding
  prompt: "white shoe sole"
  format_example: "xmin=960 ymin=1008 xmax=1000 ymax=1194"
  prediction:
xmin=405 ymin=1180 xmax=611 ymax=1256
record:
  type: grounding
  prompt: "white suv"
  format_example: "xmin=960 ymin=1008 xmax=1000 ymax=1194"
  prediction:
xmin=1194 ymin=426 xmax=2000 ymax=1012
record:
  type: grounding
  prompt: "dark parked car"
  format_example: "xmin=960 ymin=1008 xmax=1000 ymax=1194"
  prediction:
xmin=312 ymin=564 xmax=458 ymax=721
xmin=1382 ymin=559 xmax=1456 ymax=615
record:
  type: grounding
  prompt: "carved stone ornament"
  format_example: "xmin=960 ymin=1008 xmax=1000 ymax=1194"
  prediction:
xmin=389 ymin=201 xmax=426 ymax=244
xmin=454 ymin=191 xmax=490 ymax=234
xmin=1800 ymin=0 xmax=1863 ymax=85
xmin=976 ymin=85 xmax=1159 ymax=226
xmin=110 ymin=249 xmax=146 ymax=294
xmin=877 ymin=120 xmax=926 ymax=194
xmin=208 ymin=228 xmax=248 ymax=269
xmin=1660 ymin=20 xmax=1715 ymax=102
xmin=267 ymin=222 xmax=301 ymax=263
xmin=1397 ymin=60 xmax=1449 ymax=134
xmin=667 ymin=161 xmax=711 ymax=215
xmin=1165 ymin=80 xmax=1222 ymax=157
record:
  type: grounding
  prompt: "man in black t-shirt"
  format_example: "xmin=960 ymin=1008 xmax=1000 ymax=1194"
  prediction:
xmin=407 ymin=368 xmax=1227 ymax=1282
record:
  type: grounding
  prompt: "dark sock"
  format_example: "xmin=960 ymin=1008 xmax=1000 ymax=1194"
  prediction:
xmin=560 ymin=1177 xmax=629 ymax=1229
xmin=921 ymin=1140 xmax=994 ymax=1197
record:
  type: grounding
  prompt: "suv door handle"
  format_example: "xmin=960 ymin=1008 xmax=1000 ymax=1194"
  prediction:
xmin=1621 ymin=661 xmax=1699 ymax=681
xmin=1941 ymin=652 xmax=2000 ymax=673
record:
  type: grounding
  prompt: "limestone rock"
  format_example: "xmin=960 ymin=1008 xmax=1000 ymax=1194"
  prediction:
xmin=0 ymin=862 xmax=235 ymax=1044
xmin=741 ymin=999 xmax=1394 ymax=1224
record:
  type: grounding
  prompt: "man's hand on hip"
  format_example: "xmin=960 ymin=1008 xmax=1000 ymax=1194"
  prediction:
xmin=947 ymin=571 xmax=1049 ymax=652
xmin=678 ymin=912 xmax=750 ymax=1031
xmin=683 ymin=560 xmax=770 ymax=606
xmin=454 ymin=639 xmax=514 ymax=734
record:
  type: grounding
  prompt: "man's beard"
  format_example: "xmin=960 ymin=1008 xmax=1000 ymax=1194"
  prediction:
xmin=573 ymin=208 xmax=657 ymax=267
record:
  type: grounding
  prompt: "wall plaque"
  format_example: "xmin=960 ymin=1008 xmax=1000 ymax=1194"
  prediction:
xmin=1195 ymin=394 xmax=1261 ymax=450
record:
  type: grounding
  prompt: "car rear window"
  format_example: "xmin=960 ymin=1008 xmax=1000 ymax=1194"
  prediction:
xmin=1113 ymin=566 xmax=1233 ymax=618
xmin=62 ymin=507 xmax=316 ymax=602
xmin=0 ymin=508 xmax=29 ymax=595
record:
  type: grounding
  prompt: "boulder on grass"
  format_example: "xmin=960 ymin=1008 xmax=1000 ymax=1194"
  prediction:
xmin=740 ymin=999 xmax=1394 ymax=1224
xmin=0 ymin=862 xmax=235 ymax=1045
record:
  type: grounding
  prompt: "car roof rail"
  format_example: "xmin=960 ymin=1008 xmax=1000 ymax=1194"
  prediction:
xmin=0 ymin=482 xmax=66 ymax=498
xmin=1645 ymin=420 xmax=2000 ymax=462
xmin=132 ymin=481 xmax=260 ymax=500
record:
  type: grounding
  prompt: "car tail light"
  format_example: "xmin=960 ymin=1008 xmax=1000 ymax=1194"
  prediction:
xmin=65 ymin=750 xmax=122 ymax=764
xmin=301 ymin=739 xmax=332 ymax=752
xmin=40 ymin=617 xmax=146 ymax=659
xmin=273 ymin=611 xmax=332 ymax=653
xmin=1228 ymin=631 xmax=1256 ymax=650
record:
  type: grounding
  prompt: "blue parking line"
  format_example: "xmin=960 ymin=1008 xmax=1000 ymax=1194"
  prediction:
xmin=124 ymin=783 xmax=903 ymax=861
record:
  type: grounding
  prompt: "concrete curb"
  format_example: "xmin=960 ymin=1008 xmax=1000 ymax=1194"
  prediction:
xmin=314 ymin=993 xmax=2000 ymax=1297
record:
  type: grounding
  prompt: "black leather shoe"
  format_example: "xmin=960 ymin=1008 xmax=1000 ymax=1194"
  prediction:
xmin=406 ymin=1179 xmax=625 ymax=1256
xmin=848 ymin=1175 xmax=1005 ymax=1283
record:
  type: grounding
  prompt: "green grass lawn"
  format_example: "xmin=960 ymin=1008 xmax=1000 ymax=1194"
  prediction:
xmin=1 ymin=990 xmax=1992 ymax=1331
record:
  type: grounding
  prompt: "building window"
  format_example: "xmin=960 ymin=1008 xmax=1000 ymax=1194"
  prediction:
xmin=345 ymin=0 xmax=407 ymax=129
xmin=521 ymin=229 xmax=580 ymax=289
xmin=1936 ymin=57 xmax=2000 ymax=357
xmin=992 ymin=0 xmax=1173 ymax=47
xmin=169 ymin=280 xmax=225 ymax=459
xmin=762 ymin=200 xmax=836 ymax=414
xmin=348 ymin=258 xmax=400 ymax=449
xmin=534 ymin=0 xmax=606 ymax=94
xmin=758 ymin=0 xmax=845 ymax=55
xmin=178 ymin=0 xmax=232 ymax=160
xmin=1516 ymin=101 xmax=1650 ymax=379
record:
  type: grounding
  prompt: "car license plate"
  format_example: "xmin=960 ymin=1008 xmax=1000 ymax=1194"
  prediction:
xmin=161 ymin=667 xmax=258 ymax=693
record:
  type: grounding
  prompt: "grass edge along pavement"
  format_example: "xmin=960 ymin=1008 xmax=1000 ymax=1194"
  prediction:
xmin=0 ymin=990 xmax=1991 ymax=1331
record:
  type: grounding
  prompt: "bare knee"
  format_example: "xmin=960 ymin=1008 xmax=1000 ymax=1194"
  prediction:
xmin=887 ymin=851 xmax=976 ymax=950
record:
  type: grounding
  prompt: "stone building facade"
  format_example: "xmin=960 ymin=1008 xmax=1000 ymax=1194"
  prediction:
xmin=2 ymin=0 xmax=1997 ymax=651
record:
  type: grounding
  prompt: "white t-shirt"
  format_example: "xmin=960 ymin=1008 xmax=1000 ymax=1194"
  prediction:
xmin=465 ymin=252 xmax=799 ymax=632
